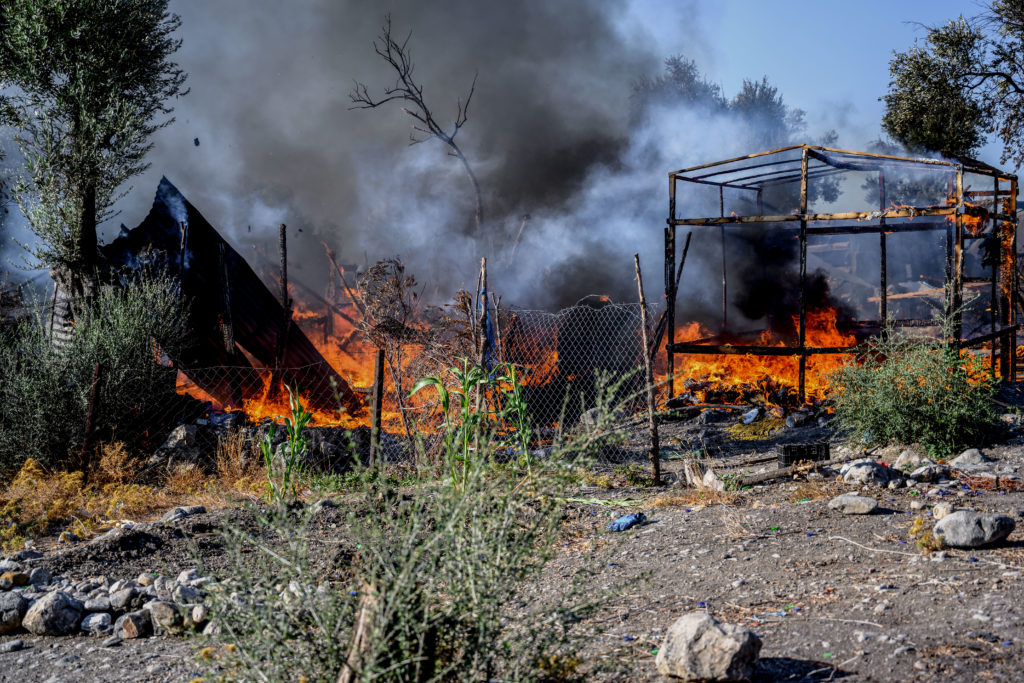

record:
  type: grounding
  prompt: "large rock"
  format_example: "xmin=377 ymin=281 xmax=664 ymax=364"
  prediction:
xmin=81 ymin=612 xmax=112 ymax=635
xmin=0 ymin=592 xmax=28 ymax=635
xmin=894 ymin=450 xmax=927 ymax=471
xmin=842 ymin=461 xmax=890 ymax=486
xmin=908 ymin=464 xmax=950 ymax=483
xmin=828 ymin=494 xmax=878 ymax=515
xmin=116 ymin=609 xmax=152 ymax=639
xmin=934 ymin=511 xmax=1015 ymax=548
xmin=22 ymin=591 xmax=83 ymax=635
xmin=655 ymin=612 xmax=761 ymax=681
xmin=951 ymin=449 xmax=990 ymax=466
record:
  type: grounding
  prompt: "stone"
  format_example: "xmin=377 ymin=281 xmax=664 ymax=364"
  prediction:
xmin=932 ymin=502 xmax=959 ymax=520
xmin=101 ymin=635 xmax=122 ymax=648
xmin=655 ymin=612 xmax=761 ymax=681
xmin=843 ymin=462 xmax=890 ymax=486
xmin=934 ymin=511 xmax=1016 ymax=548
xmin=894 ymin=450 xmax=927 ymax=470
xmin=951 ymin=449 xmax=990 ymax=466
xmin=0 ymin=572 xmax=28 ymax=588
xmin=828 ymin=494 xmax=878 ymax=515
xmin=0 ymin=593 xmax=29 ymax=635
xmin=57 ymin=531 xmax=80 ymax=545
xmin=83 ymin=596 xmax=111 ymax=613
xmin=0 ymin=561 xmax=21 ymax=574
xmin=177 ymin=568 xmax=201 ymax=585
xmin=28 ymin=568 xmax=51 ymax=586
xmin=9 ymin=550 xmax=42 ymax=562
xmin=173 ymin=584 xmax=203 ymax=603
xmin=116 ymin=610 xmax=152 ymax=639
xmin=0 ymin=639 xmax=23 ymax=653
xmin=0 ymin=578 xmax=11 ymax=591
xmin=80 ymin=612 xmax=112 ymax=635
xmin=160 ymin=505 xmax=206 ymax=524
xmin=146 ymin=601 xmax=183 ymax=632
xmin=909 ymin=464 xmax=949 ymax=483
xmin=191 ymin=604 xmax=208 ymax=625
xmin=109 ymin=588 xmax=139 ymax=611
xmin=22 ymin=591 xmax=83 ymax=635
xmin=137 ymin=572 xmax=156 ymax=587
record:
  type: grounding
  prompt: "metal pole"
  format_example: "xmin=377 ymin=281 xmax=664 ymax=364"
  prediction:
xmin=666 ymin=173 xmax=677 ymax=399
xmin=954 ymin=169 xmax=965 ymax=343
xmin=1012 ymin=178 xmax=1019 ymax=382
xmin=720 ymin=186 xmax=727 ymax=331
xmin=798 ymin=148 xmax=809 ymax=402
xmin=992 ymin=175 xmax=999 ymax=376
xmin=878 ymin=170 xmax=888 ymax=325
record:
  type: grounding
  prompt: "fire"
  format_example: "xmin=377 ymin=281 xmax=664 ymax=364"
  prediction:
xmin=669 ymin=306 xmax=856 ymax=404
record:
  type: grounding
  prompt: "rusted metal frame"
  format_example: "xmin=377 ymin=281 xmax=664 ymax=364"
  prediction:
xmin=806 ymin=222 xmax=947 ymax=237
xmin=991 ymin=175 xmax=1000 ymax=376
xmin=667 ymin=343 xmax=857 ymax=356
xmin=693 ymin=156 xmax=803 ymax=179
xmin=813 ymin=145 xmax=958 ymax=169
xmin=665 ymin=174 xmax=677 ymax=399
xmin=724 ymin=162 xmax=835 ymax=188
xmin=879 ymin=169 xmax=887 ymax=326
xmin=672 ymin=144 xmax=805 ymax=175
xmin=798 ymin=148 xmax=809 ymax=402
xmin=954 ymin=167 xmax=966 ymax=343
xmin=670 ymin=206 xmax=957 ymax=226
xmin=1011 ymin=178 xmax=1018 ymax=382
xmin=740 ymin=167 xmax=846 ymax=189
xmin=719 ymin=187 xmax=727 ymax=331
xmin=674 ymin=175 xmax=761 ymax=192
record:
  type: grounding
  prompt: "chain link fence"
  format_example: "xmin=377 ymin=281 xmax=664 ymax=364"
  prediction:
xmin=2 ymin=295 xmax=660 ymax=472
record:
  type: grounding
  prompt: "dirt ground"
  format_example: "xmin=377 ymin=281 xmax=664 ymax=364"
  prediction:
xmin=5 ymin=403 xmax=1024 ymax=682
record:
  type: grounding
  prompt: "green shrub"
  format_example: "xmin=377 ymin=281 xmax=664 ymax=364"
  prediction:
xmin=200 ymin=462 xmax=595 ymax=682
xmin=0 ymin=272 xmax=189 ymax=470
xmin=829 ymin=329 xmax=998 ymax=457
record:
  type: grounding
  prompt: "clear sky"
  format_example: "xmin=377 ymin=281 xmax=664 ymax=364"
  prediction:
xmin=626 ymin=0 xmax=997 ymax=160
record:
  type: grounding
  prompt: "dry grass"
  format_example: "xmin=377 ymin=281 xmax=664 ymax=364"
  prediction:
xmin=214 ymin=430 xmax=267 ymax=495
xmin=725 ymin=418 xmax=785 ymax=440
xmin=651 ymin=487 xmax=736 ymax=509
xmin=788 ymin=481 xmax=836 ymax=503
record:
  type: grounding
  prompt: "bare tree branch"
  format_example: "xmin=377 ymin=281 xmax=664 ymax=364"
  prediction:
xmin=349 ymin=14 xmax=483 ymax=235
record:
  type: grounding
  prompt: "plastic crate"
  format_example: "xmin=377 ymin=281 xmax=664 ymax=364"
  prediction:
xmin=778 ymin=443 xmax=830 ymax=467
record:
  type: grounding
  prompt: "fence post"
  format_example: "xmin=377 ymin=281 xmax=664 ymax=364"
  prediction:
xmin=634 ymin=254 xmax=661 ymax=486
xmin=81 ymin=362 xmax=103 ymax=482
xmin=369 ymin=348 xmax=385 ymax=467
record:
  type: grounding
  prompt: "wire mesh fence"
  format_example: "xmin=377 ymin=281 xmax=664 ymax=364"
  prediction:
xmin=2 ymin=296 xmax=660 ymax=471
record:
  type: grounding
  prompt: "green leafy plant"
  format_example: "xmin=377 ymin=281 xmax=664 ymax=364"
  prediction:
xmin=259 ymin=386 xmax=313 ymax=504
xmin=830 ymin=328 xmax=998 ymax=457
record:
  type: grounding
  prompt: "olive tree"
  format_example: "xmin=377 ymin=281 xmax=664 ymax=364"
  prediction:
xmin=0 ymin=0 xmax=187 ymax=299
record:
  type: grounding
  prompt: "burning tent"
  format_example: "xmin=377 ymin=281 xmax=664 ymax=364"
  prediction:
xmin=103 ymin=177 xmax=364 ymax=416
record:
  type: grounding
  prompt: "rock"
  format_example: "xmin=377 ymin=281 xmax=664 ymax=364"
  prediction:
xmin=137 ymin=572 xmax=156 ymax=587
xmin=843 ymin=462 xmax=890 ymax=486
xmin=0 ymin=561 xmax=21 ymax=574
xmin=0 ymin=578 xmax=11 ymax=591
xmin=655 ymin=612 xmax=761 ymax=681
xmin=146 ymin=601 xmax=183 ymax=632
xmin=22 ymin=591 xmax=83 ymax=635
xmin=894 ymin=450 xmax=927 ymax=470
xmin=101 ymin=635 xmax=122 ymax=648
xmin=932 ymin=502 xmax=959 ymax=520
xmin=109 ymin=588 xmax=139 ymax=612
xmin=9 ymin=550 xmax=42 ymax=562
xmin=785 ymin=412 xmax=811 ymax=429
xmin=311 ymin=498 xmax=339 ymax=514
xmin=57 ymin=531 xmax=80 ymax=544
xmin=191 ymin=604 xmax=208 ymax=625
xmin=909 ymin=464 xmax=950 ymax=483
xmin=28 ymin=568 xmax=51 ymax=586
xmin=116 ymin=610 xmax=152 ymax=639
xmin=828 ymin=494 xmax=878 ymax=515
xmin=0 ymin=572 xmax=28 ymax=588
xmin=742 ymin=408 xmax=761 ymax=425
xmin=173 ymin=584 xmax=203 ymax=603
xmin=177 ymin=568 xmax=201 ymax=585
xmin=80 ymin=612 xmax=112 ymax=635
xmin=0 ymin=639 xmax=23 ymax=653
xmin=951 ymin=449 xmax=990 ymax=466
xmin=160 ymin=505 xmax=206 ymax=524
xmin=934 ymin=511 xmax=1016 ymax=548
xmin=0 ymin=593 xmax=28 ymax=635
xmin=83 ymin=596 xmax=111 ymax=613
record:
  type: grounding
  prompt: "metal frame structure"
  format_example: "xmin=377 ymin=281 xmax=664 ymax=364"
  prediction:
xmin=664 ymin=144 xmax=1019 ymax=402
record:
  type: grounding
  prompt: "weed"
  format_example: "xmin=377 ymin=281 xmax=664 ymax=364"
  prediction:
xmin=614 ymin=464 xmax=651 ymax=487
xmin=908 ymin=516 xmax=945 ymax=553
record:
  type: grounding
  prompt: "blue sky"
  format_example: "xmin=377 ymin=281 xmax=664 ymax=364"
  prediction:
xmin=626 ymin=0 xmax=997 ymax=160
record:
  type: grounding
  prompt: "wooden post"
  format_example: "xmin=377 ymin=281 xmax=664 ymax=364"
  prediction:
xmin=954 ymin=168 xmax=965 ymax=343
xmin=369 ymin=348 xmax=385 ymax=467
xmin=878 ymin=170 xmax=888 ymax=325
xmin=80 ymin=362 xmax=102 ymax=481
xmin=635 ymin=254 xmax=661 ymax=487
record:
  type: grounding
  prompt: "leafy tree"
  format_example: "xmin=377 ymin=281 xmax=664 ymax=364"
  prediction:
xmin=630 ymin=55 xmax=726 ymax=114
xmin=882 ymin=17 xmax=990 ymax=158
xmin=884 ymin=3 xmax=1024 ymax=168
xmin=0 ymin=0 xmax=187 ymax=297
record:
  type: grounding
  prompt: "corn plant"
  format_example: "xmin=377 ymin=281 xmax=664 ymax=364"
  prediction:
xmin=259 ymin=386 xmax=313 ymax=504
